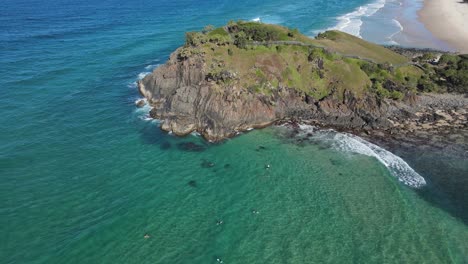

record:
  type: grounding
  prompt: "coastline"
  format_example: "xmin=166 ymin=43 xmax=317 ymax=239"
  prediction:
xmin=419 ymin=0 xmax=468 ymax=53
xmin=331 ymin=0 xmax=455 ymax=51
xmin=334 ymin=0 xmax=468 ymax=53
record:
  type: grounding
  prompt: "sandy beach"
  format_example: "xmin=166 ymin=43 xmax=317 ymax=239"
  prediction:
xmin=419 ymin=0 xmax=468 ymax=53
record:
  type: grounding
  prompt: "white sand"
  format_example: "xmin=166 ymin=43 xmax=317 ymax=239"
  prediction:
xmin=419 ymin=0 xmax=468 ymax=53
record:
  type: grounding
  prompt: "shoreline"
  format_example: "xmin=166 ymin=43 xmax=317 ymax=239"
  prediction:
xmin=331 ymin=0 xmax=457 ymax=52
xmin=419 ymin=0 xmax=468 ymax=53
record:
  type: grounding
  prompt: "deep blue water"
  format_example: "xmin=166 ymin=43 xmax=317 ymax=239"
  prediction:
xmin=1 ymin=0 xmax=467 ymax=263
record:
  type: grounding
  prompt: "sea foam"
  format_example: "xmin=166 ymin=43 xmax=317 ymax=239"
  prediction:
xmin=145 ymin=63 xmax=160 ymax=70
xmin=387 ymin=18 xmax=403 ymax=44
xmin=331 ymin=0 xmax=386 ymax=38
xmin=250 ymin=15 xmax=283 ymax=24
xmin=138 ymin=72 xmax=151 ymax=80
xmin=297 ymin=125 xmax=426 ymax=188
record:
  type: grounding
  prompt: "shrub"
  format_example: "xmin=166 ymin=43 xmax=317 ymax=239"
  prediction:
xmin=372 ymin=81 xmax=390 ymax=99
xmin=458 ymin=58 xmax=468 ymax=70
xmin=235 ymin=22 xmax=283 ymax=41
xmin=438 ymin=54 xmax=460 ymax=65
xmin=202 ymin=25 xmax=215 ymax=34
xmin=185 ymin=32 xmax=197 ymax=46
xmin=419 ymin=52 xmax=437 ymax=62
xmin=417 ymin=75 xmax=438 ymax=92
xmin=360 ymin=62 xmax=379 ymax=76
xmin=185 ymin=32 xmax=208 ymax=46
xmin=316 ymin=31 xmax=341 ymax=40
xmin=234 ymin=31 xmax=248 ymax=49
xmin=208 ymin=27 xmax=229 ymax=37
xmin=288 ymin=28 xmax=300 ymax=38
xmin=389 ymin=90 xmax=404 ymax=100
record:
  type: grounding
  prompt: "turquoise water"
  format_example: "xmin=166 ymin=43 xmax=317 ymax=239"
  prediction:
xmin=1 ymin=0 xmax=467 ymax=263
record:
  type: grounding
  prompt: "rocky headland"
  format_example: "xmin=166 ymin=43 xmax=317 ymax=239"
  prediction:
xmin=138 ymin=22 xmax=467 ymax=142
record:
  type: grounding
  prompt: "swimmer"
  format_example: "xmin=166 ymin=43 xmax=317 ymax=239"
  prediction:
xmin=252 ymin=209 xmax=259 ymax=214
xmin=216 ymin=220 xmax=224 ymax=226
xmin=216 ymin=258 xmax=224 ymax=263
xmin=144 ymin=234 xmax=150 ymax=239
xmin=265 ymin=164 xmax=271 ymax=169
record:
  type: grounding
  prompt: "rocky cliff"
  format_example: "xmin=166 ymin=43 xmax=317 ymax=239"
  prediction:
xmin=138 ymin=22 xmax=467 ymax=141
xmin=138 ymin=49 xmax=398 ymax=141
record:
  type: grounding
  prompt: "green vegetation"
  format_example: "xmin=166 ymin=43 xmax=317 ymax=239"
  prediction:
xmin=180 ymin=21 xmax=467 ymax=101
xmin=315 ymin=31 xmax=408 ymax=65
xmin=412 ymin=53 xmax=468 ymax=93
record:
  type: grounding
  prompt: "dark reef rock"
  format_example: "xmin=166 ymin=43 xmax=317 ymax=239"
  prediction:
xmin=160 ymin=141 xmax=171 ymax=150
xmin=188 ymin=180 xmax=197 ymax=187
xmin=177 ymin=142 xmax=206 ymax=152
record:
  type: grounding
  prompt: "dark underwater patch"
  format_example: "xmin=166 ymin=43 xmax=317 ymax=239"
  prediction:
xmin=188 ymin=180 xmax=197 ymax=188
xmin=160 ymin=141 xmax=171 ymax=150
xmin=255 ymin=145 xmax=267 ymax=151
xmin=177 ymin=142 xmax=207 ymax=152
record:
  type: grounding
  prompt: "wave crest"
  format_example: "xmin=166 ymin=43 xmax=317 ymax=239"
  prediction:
xmin=331 ymin=0 xmax=386 ymax=38
xmin=297 ymin=125 xmax=426 ymax=188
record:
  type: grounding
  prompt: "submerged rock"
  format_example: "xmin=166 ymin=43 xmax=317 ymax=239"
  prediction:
xmin=255 ymin=146 xmax=267 ymax=151
xmin=177 ymin=142 xmax=206 ymax=152
xmin=160 ymin=141 xmax=171 ymax=150
xmin=188 ymin=180 xmax=197 ymax=187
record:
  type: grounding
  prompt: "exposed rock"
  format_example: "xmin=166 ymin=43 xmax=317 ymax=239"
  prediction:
xmin=434 ymin=110 xmax=453 ymax=121
xmin=135 ymin=99 xmax=146 ymax=108
xmin=138 ymin=47 xmax=467 ymax=142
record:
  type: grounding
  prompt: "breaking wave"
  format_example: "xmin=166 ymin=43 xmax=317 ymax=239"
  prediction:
xmin=387 ymin=18 xmax=403 ymax=45
xmin=331 ymin=0 xmax=386 ymax=38
xmin=137 ymin=72 xmax=151 ymax=80
xmin=298 ymin=125 xmax=426 ymax=188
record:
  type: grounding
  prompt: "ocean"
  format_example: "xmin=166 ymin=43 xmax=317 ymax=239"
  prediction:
xmin=1 ymin=0 xmax=467 ymax=263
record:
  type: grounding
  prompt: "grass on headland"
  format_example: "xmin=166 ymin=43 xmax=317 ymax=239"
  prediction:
xmin=179 ymin=21 xmax=468 ymax=100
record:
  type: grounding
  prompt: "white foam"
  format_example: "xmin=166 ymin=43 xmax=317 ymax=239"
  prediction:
xmin=138 ymin=72 xmax=151 ymax=80
xmin=330 ymin=0 xmax=386 ymax=38
xmin=133 ymin=98 xmax=157 ymax=122
xmin=386 ymin=18 xmax=403 ymax=45
xmin=145 ymin=63 xmax=160 ymax=70
xmin=250 ymin=15 xmax=283 ymax=24
xmin=297 ymin=125 xmax=426 ymax=188
xmin=127 ymin=82 xmax=137 ymax=89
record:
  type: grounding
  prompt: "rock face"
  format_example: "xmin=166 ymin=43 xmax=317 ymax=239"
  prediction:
xmin=138 ymin=48 xmax=398 ymax=141
xmin=138 ymin=45 xmax=467 ymax=141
